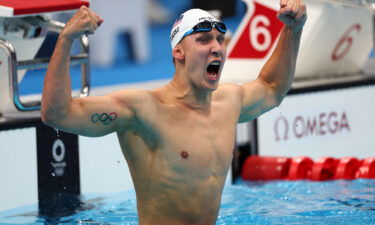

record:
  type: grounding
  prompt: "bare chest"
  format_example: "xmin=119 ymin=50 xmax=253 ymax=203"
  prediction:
xmin=148 ymin=105 xmax=238 ymax=176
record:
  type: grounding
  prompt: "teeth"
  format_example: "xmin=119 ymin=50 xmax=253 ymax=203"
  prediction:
xmin=208 ymin=72 xmax=218 ymax=80
xmin=207 ymin=60 xmax=221 ymax=81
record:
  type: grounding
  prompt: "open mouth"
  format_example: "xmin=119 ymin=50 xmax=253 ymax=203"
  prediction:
xmin=206 ymin=60 xmax=221 ymax=81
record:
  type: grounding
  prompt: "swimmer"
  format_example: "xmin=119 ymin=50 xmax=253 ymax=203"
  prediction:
xmin=41 ymin=0 xmax=306 ymax=224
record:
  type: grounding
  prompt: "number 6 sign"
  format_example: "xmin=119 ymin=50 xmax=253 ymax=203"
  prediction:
xmin=331 ymin=24 xmax=362 ymax=61
xmin=221 ymin=0 xmax=373 ymax=83
xmin=228 ymin=0 xmax=283 ymax=59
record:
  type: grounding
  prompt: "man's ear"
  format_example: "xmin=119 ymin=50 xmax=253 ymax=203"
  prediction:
xmin=172 ymin=45 xmax=185 ymax=61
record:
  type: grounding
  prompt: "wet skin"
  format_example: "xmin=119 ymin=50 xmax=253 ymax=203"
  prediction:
xmin=116 ymin=83 xmax=242 ymax=225
xmin=41 ymin=1 xmax=306 ymax=224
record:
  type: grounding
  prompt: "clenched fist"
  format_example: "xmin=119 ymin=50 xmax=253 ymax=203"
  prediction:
xmin=61 ymin=6 xmax=103 ymax=41
xmin=277 ymin=0 xmax=307 ymax=30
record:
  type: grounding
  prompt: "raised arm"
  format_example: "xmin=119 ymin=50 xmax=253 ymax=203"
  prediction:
xmin=238 ymin=0 xmax=307 ymax=122
xmin=41 ymin=6 xmax=134 ymax=137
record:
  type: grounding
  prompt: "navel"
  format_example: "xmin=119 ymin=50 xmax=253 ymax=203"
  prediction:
xmin=181 ymin=151 xmax=189 ymax=159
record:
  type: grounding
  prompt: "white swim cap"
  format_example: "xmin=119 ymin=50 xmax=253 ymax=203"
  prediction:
xmin=170 ymin=9 xmax=220 ymax=49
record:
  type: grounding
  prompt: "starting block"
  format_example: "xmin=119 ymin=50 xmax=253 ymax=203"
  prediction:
xmin=0 ymin=0 xmax=90 ymax=119
xmin=221 ymin=0 xmax=374 ymax=83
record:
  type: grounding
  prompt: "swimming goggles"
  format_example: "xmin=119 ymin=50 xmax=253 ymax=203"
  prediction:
xmin=182 ymin=20 xmax=227 ymax=38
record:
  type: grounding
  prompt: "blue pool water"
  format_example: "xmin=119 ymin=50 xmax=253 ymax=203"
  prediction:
xmin=1 ymin=179 xmax=374 ymax=224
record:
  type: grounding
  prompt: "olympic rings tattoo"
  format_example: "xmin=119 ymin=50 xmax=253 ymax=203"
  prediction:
xmin=91 ymin=112 xmax=118 ymax=125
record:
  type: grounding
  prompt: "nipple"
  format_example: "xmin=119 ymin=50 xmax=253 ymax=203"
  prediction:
xmin=181 ymin=151 xmax=189 ymax=159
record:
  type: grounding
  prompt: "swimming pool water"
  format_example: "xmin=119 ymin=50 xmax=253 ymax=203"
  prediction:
xmin=1 ymin=179 xmax=374 ymax=224
xmin=219 ymin=179 xmax=375 ymax=224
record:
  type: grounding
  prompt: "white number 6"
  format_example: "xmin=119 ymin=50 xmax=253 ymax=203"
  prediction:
xmin=250 ymin=15 xmax=272 ymax=52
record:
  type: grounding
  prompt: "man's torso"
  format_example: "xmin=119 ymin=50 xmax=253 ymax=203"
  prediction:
xmin=116 ymin=84 xmax=243 ymax=225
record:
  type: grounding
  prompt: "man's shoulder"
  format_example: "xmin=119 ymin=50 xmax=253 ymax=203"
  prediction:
xmin=217 ymin=83 xmax=242 ymax=91
xmin=110 ymin=89 xmax=155 ymax=107
xmin=214 ymin=83 xmax=243 ymax=100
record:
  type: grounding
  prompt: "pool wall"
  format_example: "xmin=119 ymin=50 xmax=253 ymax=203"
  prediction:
xmin=0 ymin=120 xmax=134 ymax=212
xmin=256 ymin=81 xmax=375 ymax=160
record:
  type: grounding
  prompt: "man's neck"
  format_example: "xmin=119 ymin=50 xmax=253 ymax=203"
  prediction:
xmin=167 ymin=78 xmax=212 ymax=113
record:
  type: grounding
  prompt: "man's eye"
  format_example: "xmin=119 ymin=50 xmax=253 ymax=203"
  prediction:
xmin=198 ymin=38 xmax=209 ymax=43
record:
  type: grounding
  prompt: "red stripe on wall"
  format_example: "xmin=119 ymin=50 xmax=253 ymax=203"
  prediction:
xmin=0 ymin=0 xmax=89 ymax=16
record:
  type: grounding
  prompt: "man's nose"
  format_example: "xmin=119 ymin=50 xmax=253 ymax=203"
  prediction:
xmin=211 ymin=40 xmax=223 ymax=57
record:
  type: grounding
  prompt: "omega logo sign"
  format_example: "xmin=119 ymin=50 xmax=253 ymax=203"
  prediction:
xmin=274 ymin=111 xmax=351 ymax=141
xmin=51 ymin=139 xmax=67 ymax=176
